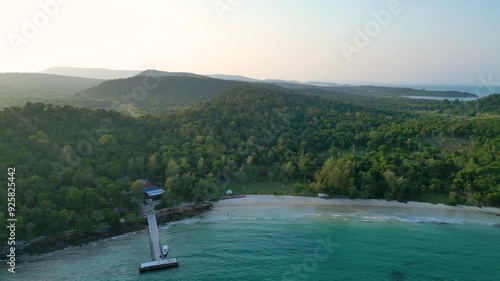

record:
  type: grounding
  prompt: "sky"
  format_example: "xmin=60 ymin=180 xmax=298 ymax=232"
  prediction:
xmin=1 ymin=0 xmax=500 ymax=85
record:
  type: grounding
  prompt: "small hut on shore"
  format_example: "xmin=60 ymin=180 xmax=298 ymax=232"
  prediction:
xmin=136 ymin=179 xmax=165 ymax=200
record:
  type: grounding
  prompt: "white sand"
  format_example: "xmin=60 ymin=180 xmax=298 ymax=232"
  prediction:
xmin=216 ymin=195 xmax=500 ymax=217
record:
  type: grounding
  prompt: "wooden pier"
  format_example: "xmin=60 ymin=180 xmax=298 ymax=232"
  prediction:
xmin=139 ymin=197 xmax=179 ymax=273
xmin=139 ymin=258 xmax=179 ymax=272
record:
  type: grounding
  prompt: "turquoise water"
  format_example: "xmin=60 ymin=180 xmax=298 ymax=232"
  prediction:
xmin=2 ymin=196 xmax=500 ymax=281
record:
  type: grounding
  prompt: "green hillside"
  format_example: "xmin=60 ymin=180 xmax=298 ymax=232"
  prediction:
xmin=136 ymin=69 xmax=207 ymax=78
xmin=0 ymin=73 xmax=103 ymax=98
xmin=0 ymin=85 xmax=498 ymax=242
xmin=471 ymin=94 xmax=500 ymax=114
xmin=0 ymin=73 xmax=105 ymax=110
xmin=79 ymin=75 xmax=244 ymax=114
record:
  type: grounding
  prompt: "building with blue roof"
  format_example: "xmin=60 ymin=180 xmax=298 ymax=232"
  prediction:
xmin=138 ymin=179 xmax=165 ymax=200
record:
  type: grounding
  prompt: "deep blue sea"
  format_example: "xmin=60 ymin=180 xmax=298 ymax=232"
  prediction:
xmin=2 ymin=196 xmax=500 ymax=281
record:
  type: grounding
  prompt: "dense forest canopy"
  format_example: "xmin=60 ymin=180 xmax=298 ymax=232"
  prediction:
xmin=0 ymin=84 xmax=498 ymax=242
xmin=297 ymin=87 xmax=499 ymax=114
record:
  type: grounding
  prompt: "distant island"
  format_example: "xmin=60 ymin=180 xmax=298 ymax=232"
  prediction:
xmin=311 ymin=85 xmax=477 ymax=98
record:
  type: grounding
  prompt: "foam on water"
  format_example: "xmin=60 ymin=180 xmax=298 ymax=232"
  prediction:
xmin=205 ymin=196 xmax=500 ymax=228
xmin=2 ymin=196 xmax=499 ymax=281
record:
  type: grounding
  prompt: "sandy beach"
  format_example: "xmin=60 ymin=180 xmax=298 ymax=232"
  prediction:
xmin=215 ymin=195 xmax=500 ymax=217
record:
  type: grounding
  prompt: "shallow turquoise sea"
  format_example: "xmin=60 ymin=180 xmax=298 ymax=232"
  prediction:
xmin=2 ymin=196 xmax=500 ymax=281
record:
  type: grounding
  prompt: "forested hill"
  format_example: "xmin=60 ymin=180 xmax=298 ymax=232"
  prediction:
xmin=295 ymin=89 xmax=500 ymax=115
xmin=0 ymin=86 xmax=499 ymax=241
xmin=471 ymin=94 xmax=500 ymax=114
xmin=135 ymin=69 xmax=207 ymax=78
xmin=0 ymin=73 xmax=103 ymax=98
xmin=79 ymin=76 xmax=243 ymax=113
xmin=276 ymin=83 xmax=476 ymax=98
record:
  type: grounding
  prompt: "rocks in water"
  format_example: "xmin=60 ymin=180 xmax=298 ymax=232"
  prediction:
xmin=390 ymin=270 xmax=406 ymax=281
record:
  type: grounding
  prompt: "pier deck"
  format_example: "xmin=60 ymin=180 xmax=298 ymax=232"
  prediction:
xmin=146 ymin=208 xmax=162 ymax=260
xmin=139 ymin=258 xmax=179 ymax=272
xmin=139 ymin=199 xmax=178 ymax=272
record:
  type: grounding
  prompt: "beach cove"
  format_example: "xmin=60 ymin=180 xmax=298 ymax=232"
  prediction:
xmin=2 ymin=195 xmax=499 ymax=281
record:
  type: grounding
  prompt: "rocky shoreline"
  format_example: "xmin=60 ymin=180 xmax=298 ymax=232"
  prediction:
xmin=2 ymin=203 xmax=213 ymax=257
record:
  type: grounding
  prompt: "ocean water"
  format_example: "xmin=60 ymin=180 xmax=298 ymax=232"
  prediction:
xmin=2 ymin=196 xmax=500 ymax=281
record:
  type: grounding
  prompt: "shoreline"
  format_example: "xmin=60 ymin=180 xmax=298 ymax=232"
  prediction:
xmin=215 ymin=195 xmax=500 ymax=217
xmin=1 ymin=203 xmax=213 ymax=258
xmin=5 ymin=196 xmax=500 ymax=258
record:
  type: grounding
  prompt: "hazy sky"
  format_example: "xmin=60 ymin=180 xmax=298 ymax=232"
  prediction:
xmin=1 ymin=0 xmax=500 ymax=85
